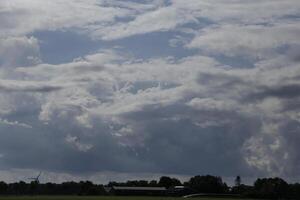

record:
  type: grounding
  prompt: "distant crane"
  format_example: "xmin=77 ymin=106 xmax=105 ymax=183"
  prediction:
xmin=28 ymin=172 xmax=41 ymax=184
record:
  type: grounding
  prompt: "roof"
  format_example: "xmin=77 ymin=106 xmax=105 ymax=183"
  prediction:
xmin=112 ymin=186 xmax=166 ymax=191
xmin=174 ymin=186 xmax=185 ymax=189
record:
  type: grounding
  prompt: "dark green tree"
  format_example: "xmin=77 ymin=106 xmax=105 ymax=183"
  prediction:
xmin=254 ymin=177 xmax=288 ymax=199
xmin=187 ymin=175 xmax=228 ymax=193
xmin=158 ymin=176 xmax=181 ymax=188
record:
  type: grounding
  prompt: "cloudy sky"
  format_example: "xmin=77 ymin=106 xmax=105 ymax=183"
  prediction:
xmin=0 ymin=0 xmax=300 ymax=184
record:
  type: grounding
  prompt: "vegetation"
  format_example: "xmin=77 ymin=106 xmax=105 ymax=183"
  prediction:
xmin=0 ymin=181 xmax=106 ymax=196
xmin=0 ymin=197 xmax=258 ymax=200
xmin=185 ymin=175 xmax=228 ymax=194
xmin=231 ymin=177 xmax=300 ymax=199
xmin=0 ymin=175 xmax=299 ymax=199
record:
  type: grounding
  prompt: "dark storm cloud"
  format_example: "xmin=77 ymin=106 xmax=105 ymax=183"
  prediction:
xmin=118 ymin=103 xmax=260 ymax=176
xmin=1 ymin=102 xmax=256 ymax=176
xmin=0 ymin=118 xmax=138 ymax=174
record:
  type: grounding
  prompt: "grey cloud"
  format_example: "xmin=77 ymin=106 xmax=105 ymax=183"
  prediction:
xmin=0 ymin=36 xmax=40 ymax=68
xmin=281 ymin=120 xmax=300 ymax=176
xmin=1 ymin=0 xmax=300 ymax=182
xmin=3 ymin=50 xmax=299 ymax=178
xmin=281 ymin=98 xmax=300 ymax=112
xmin=197 ymin=72 xmax=246 ymax=88
xmin=0 ymin=80 xmax=63 ymax=93
xmin=1 ymin=48 xmax=299 ymax=180
xmin=253 ymin=84 xmax=300 ymax=100
xmin=286 ymin=44 xmax=300 ymax=62
xmin=113 ymin=102 xmax=260 ymax=176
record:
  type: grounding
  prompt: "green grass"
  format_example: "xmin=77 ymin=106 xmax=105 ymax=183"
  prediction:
xmin=0 ymin=196 xmax=259 ymax=200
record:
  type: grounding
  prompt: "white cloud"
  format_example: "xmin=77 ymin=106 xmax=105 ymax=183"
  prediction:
xmin=0 ymin=79 xmax=64 ymax=92
xmin=172 ymin=0 xmax=300 ymax=24
xmin=0 ymin=0 xmax=133 ymax=36
xmin=187 ymin=23 xmax=300 ymax=59
xmin=65 ymin=135 xmax=93 ymax=152
xmin=0 ymin=118 xmax=32 ymax=128
xmin=1 ymin=0 xmax=299 ymax=42
xmin=97 ymin=0 xmax=300 ymax=40
xmin=97 ymin=6 xmax=196 ymax=40
xmin=187 ymin=98 xmax=236 ymax=111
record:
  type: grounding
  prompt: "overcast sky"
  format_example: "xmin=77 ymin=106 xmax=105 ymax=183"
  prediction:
xmin=0 ymin=0 xmax=300 ymax=184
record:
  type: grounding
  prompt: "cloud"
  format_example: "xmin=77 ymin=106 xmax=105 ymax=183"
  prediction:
xmin=0 ymin=79 xmax=63 ymax=93
xmin=172 ymin=0 xmax=300 ymax=25
xmin=0 ymin=38 xmax=298 ymax=177
xmin=4 ymin=48 xmax=297 ymax=176
xmin=96 ymin=0 xmax=300 ymax=40
xmin=0 ymin=36 xmax=40 ymax=68
xmin=65 ymin=135 xmax=93 ymax=152
xmin=97 ymin=6 xmax=196 ymax=40
xmin=0 ymin=168 xmax=190 ymax=184
xmin=0 ymin=118 xmax=32 ymax=128
xmin=0 ymin=0 xmax=300 ymax=182
xmin=0 ymin=0 xmax=133 ymax=37
xmin=1 ymin=0 xmax=299 ymax=42
xmin=250 ymin=84 xmax=300 ymax=100
xmin=186 ymin=98 xmax=236 ymax=112
xmin=187 ymin=23 xmax=300 ymax=59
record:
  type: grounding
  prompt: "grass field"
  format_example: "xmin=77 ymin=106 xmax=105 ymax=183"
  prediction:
xmin=0 ymin=197 xmax=259 ymax=200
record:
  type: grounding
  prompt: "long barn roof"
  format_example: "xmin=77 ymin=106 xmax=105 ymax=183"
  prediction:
xmin=112 ymin=186 xmax=166 ymax=191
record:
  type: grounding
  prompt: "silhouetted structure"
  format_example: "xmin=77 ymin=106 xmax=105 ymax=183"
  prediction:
xmin=107 ymin=186 xmax=166 ymax=196
xmin=28 ymin=172 xmax=42 ymax=184
xmin=167 ymin=186 xmax=195 ymax=196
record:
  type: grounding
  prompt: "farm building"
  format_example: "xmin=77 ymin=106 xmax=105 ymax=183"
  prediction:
xmin=167 ymin=186 xmax=195 ymax=196
xmin=106 ymin=186 xmax=167 ymax=196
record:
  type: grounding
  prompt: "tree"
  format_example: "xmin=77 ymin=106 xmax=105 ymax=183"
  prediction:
xmin=0 ymin=181 xmax=8 ymax=195
xmin=149 ymin=180 xmax=158 ymax=187
xmin=186 ymin=175 xmax=228 ymax=193
xmin=254 ymin=177 xmax=288 ymax=199
xmin=288 ymin=183 xmax=300 ymax=199
xmin=158 ymin=176 xmax=181 ymax=188
xmin=235 ymin=176 xmax=241 ymax=187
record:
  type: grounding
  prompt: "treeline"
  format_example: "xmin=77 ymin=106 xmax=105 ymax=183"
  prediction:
xmin=231 ymin=177 xmax=300 ymax=199
xmin=108 ymin=176 xmax=182 ymax=188
xmin=0 ymin=175 xmax=299 ymax=199
xmin=0 ymin=181 xmax=106 ymax=196
xmin=109 ymin=175 xmax=300 ymax=199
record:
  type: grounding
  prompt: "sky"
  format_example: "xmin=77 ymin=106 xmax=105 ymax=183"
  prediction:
xmin=0 ymin=0 xmax=300 ymax=184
